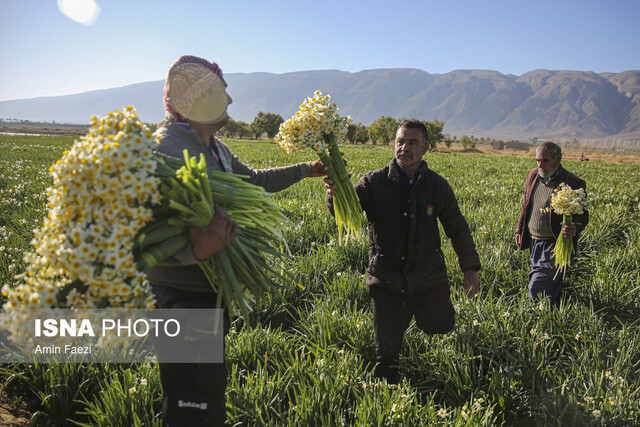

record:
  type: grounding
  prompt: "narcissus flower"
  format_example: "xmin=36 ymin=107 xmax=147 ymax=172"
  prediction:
xmin=275 ymin=91 xmax=361 ymax=244
xmin=544 ymin=182 xmax=590 ymax=278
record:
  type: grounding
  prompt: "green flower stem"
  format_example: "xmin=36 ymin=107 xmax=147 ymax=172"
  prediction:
xmin=135 ymin=149 xmax=291 ymax=320
xmin=136 ymin=233 xmax=190 ymax=272
xmin=553 ymin=214 xmax=575 ymax=279
xmin=320 ymin=133 xmax=363 ymax=244
xmin=134 ymin=219 xmax=186 ymax=248
xmin=318 ymin=150 xmax=348 ymax=244
xmin=326 ymin=135 xmax=352 ymax=188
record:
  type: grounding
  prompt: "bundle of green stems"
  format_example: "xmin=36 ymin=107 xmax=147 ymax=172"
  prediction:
xmin=134 ymin=150 xmax=290 ymax=319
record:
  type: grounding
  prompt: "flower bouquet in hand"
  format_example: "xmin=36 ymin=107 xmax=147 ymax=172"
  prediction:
xmin=547 ymin=183 xmax=590 ymax=279
xmin=275 ymin=91 xmax=362 ymax=244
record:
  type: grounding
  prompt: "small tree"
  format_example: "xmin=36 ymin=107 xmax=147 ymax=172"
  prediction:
xmin=346 ymin=124 xmax=357 ymax=143
xmin=354 ymin=124 xmax=369 ymax=144
xmin=460 ymin=135 xmax=476 ymax=150
xmin=238 ymin=121 xmax=253 ymax=138
xmin=369 ymin=116 xmax=398 ymax=144
xmin=421 ymin=119 xmax=445 ymax=150
xmin=221 ymin=118 xmax=252 ymax=138
xmin=251 ymin=112 xmax=284 ymax=139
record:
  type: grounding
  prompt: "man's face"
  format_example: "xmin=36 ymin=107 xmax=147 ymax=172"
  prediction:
xmin=536 ymin=150 xmax=561 ymax=179
xmin=395 ymin=127 xmax=427 ymax=171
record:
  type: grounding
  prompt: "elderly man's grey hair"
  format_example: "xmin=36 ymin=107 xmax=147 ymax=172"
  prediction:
xmin=536 ymin=141 xmax=562 ymax=158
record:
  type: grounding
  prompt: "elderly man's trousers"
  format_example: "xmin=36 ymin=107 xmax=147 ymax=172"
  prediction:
xmin=528 ymin=238 xmax=563 ymax=305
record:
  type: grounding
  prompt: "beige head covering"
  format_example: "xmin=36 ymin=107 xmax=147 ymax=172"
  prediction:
xmin=163 ymin=56 xmax=230 ymax=124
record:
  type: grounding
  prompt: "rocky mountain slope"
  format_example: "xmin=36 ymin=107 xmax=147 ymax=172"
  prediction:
xmin=1 ymin=68 xmax=638 ymax=141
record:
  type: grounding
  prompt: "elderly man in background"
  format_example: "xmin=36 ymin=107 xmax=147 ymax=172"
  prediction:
xmin=515 ymin=141 xmax=589 ymax=305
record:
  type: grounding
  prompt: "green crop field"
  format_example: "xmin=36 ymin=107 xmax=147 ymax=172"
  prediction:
xmin=1 ymin=134 xmax=639 ymax=425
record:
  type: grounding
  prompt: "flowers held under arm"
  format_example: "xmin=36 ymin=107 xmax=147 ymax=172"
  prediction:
xmin=143 ymin=150 xmax=292 ymax=320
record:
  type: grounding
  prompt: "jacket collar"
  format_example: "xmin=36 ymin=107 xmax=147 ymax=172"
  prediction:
xmin=388 ymin=159 xmax=430 ymax=185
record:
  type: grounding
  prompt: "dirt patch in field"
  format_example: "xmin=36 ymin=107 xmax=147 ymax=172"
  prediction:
xmin=0 ymin=385 xmax=32 ymax=426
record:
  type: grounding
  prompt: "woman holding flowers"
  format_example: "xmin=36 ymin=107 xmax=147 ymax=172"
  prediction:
xmin=515 ymin=141 xmax=589 ymax=306
xmin=150 ymin=55 xmax=328 ymax=426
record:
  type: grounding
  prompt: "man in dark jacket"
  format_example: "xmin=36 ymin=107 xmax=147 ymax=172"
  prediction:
xmin=515 ymin=141 xmax=589 ymax=305
xmin=326 ymin=119 xmax=481 ymax=383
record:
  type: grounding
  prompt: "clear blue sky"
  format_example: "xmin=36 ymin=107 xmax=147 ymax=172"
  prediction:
xmin=1 ymin=0 xmax=639 ymax=101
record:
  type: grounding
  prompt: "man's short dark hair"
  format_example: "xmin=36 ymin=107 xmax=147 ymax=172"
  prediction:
xmin=397 ymin=119 xmax=429 ymax=145
xmin=537 ymin=141 xmax=562 ymax=158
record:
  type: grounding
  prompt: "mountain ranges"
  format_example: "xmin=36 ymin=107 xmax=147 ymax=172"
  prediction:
xmin=1 ymin=68 xmax=638 ymax=141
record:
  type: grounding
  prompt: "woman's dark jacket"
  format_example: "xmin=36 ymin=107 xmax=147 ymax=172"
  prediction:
xmin=328 ymin=159 xmax=481 ymax=296
xmin=515 ymin=166 xmax=589 ymax=251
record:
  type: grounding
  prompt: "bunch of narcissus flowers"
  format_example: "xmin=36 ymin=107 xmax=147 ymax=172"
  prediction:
xmin=1 ymin=107 xmax=159 ymax=343
xmin=1 ymin=106 xmax=160 ymax=316
xmin=275 ymin=90 xmax=362 ymax=244
xmin=550 ymin=183 xmax=589 ymax=217
xmin=2 ymin=106 xmax=290 ymax=340
xmin=548 ymin=182 xmax=590 ymax=278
